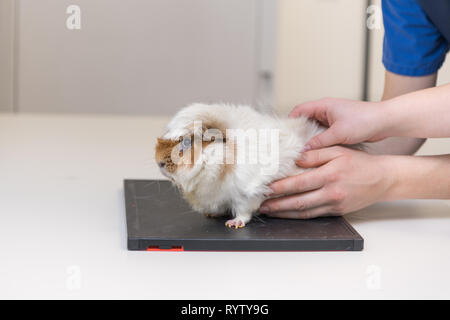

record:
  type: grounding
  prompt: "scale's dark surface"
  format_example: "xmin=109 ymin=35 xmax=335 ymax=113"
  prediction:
xmin=124 ymin=180 xmax=363 ymax=251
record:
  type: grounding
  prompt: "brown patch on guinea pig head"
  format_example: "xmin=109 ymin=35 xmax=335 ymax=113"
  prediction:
xmin=155 ymin=121 xmax=233 ymax=180
xmin=155 ymin=135 xmax=211 ymax=176
xmin=155 ymin=138 xmax=180 ymax=174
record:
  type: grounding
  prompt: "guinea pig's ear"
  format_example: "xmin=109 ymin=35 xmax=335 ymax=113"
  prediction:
xmin=203 ymin=127 xmax=226 ymax=144
xmin=196 ymin=121 xmax=227 ymax=144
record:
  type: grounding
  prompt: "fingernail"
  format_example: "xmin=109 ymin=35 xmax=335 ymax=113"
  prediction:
xmin=263 ymin=189 xmax=273 ymax=197
xmin=259 ymin=206 xmax=270 ymax=213
xmin=303 ymin=144 xmax=311 ymax=152
xmin=299 ymin=152 xmax=307 ymax=161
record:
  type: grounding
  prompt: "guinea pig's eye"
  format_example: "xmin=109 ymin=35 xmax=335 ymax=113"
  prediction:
xmin=180 ymin=137 xmax=192 ymax=151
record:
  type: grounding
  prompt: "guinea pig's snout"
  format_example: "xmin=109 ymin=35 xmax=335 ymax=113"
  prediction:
xmin=158 ymin=161 xmax=166 ymax=168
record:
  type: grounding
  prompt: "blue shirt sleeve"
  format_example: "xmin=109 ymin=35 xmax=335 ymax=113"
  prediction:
xmin=382 ymin=0 xmax=449 ymax=76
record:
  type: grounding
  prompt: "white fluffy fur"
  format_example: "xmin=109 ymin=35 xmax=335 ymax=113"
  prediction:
xmin=160 ymin=103 xmax=323 ymax=228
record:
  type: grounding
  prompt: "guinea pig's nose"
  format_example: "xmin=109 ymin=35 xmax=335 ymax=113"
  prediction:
xmin=158 ymin=161 xmax=166 ymax=168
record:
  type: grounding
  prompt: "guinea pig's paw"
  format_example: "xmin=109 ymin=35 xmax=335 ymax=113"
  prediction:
xmin=225 ymin=218 xmax=246 ymax=229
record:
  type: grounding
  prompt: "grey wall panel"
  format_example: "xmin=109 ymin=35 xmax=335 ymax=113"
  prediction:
xmin=0 ymin=0 xmax=15 ymax=112
xmin=17 ymin=0 xmax=261 ymax=115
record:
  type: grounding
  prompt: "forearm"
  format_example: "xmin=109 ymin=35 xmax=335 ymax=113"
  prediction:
xmin=383 ymin=83 xmax=450 ymax=138
xmin=366 ymin=71 xmax=436 ymax=155
xmin=382 ymin=154 xmax=450 ymax=200
xmin=365 ymin=137 xmax=426 ymax=155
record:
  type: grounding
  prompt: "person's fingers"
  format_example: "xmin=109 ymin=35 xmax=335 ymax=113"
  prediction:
xmin=304 ymin=128 xmax=343 ymax=150
xmin=263 ymin=206 xmax=335 ymax=220
xmin=259 ymin=189 xmax=328 ymax=213
xmin=266 ymin=167 xmax=328 ymax=196
xmin=288 ymin=100 xmax=329 ymax=124
xmin=288 ymin=101 xmax=320 ymax=118
xmin=295 ymin=146 xmax=347 ymax=168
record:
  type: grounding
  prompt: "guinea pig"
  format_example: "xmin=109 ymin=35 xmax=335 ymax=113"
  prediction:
xmin=155 ymin=103 xmax=323 ymax=228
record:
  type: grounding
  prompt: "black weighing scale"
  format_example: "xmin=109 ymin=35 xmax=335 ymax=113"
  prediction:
xmin=124 ymin=180 xmax=363 ymax=251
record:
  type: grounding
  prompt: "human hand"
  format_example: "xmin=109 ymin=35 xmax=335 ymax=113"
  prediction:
xmin=289 ymin=98 xmax=389 ymax=150
xmin=259 ymin=146 xmax=395 ymax=219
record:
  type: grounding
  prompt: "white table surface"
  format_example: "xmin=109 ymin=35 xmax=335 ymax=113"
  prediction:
xmin=1 ymin=113 xmax=450 ymax=299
